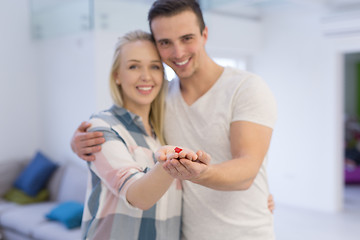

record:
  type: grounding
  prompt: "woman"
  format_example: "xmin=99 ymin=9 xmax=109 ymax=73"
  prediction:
xmin=81 ymin=30 xmax=199 ymax=240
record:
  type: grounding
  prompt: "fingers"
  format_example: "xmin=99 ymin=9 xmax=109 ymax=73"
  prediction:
xmin=80 ymin=153 xmax=96 ymax=162
xmin=163 ymin=146 xmax=197 ymax=161
xmin=163 ymin=159 xmax=182 ymax=177
xmin=160 ymin=147 xmax=209 ymax=180
xmin=71 ymin=125 xmax=104 ymax=161
xmin=76 ymin=131 xmax=104 ymax=143
xmin=163 ymin=158 xmax=205 ymax=180
xmin=179 ymin=150 xmax=197 ymax=161
xmin=155 ymin=150 xmax=167 ymax=162
xmin=196 ymin=150 xmax=211 ymax=165
xmin=78 ymin=145 xmax=102 ymax=157
xmin=268 ymin=194 xmax=275 ymax=213
xmin=78 ymin=121 xmax=91 ymax=132
xmin=78 ymin=134 xmax=105 ymax=147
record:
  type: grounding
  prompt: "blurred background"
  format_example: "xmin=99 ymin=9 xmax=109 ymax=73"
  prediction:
xmin=1 ymin=0 xmax=360 ymax=239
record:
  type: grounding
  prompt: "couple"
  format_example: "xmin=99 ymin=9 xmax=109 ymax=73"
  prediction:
xmin=71 ymin=0 xmax=277 ymax=239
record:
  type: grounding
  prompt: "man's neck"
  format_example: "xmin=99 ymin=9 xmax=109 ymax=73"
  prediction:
xmin=179 ymin=58 xmax=224 ymax=106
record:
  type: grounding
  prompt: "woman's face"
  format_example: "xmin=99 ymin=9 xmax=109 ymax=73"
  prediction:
xmin=115 ymin=40 xmax=164 ymax=113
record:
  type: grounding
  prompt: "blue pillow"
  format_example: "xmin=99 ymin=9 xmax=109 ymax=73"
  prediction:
xmin=14 ymin=151 xmax=58 ymax=197
xmin=46 ymin=201 xmax=84 ymax=229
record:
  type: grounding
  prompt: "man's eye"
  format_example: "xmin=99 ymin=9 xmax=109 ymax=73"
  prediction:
xmin=160 ymin=41 xmax=169 ymax=47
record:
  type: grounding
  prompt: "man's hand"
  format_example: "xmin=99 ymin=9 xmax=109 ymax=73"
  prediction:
xmin=268 ymin=194 xmax=275 ymax=213
xmin=155 ymin=145 xmax=198 ymax=163
xmin=70 ymin=121 xmax=105 ymax=161
xmin=161 ymin=148 xmax=211 ymax=181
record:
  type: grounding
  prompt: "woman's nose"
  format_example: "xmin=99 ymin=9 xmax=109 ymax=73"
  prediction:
xmin=140 ymin=68 xmax=151 ymax=81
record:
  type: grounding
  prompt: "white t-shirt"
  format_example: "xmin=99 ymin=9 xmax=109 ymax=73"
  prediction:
xmin=164 ymin=67 xmax=277 ymax=240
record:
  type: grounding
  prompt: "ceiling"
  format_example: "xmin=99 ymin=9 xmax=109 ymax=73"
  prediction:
xmin=114 ymin=0 xmax=360 ymax=21
xmin=30 ymin=0 xmax=360 ymax=19
xmin=201 ymin=0 xmax=360 ymax=18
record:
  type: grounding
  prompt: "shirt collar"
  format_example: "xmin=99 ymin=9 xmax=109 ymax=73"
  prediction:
xmin=110 ymin=105 xmax=149 ymax=136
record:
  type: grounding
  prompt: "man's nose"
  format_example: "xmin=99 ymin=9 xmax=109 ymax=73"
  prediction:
xmin=172 ymin=43 xmax=185 ymax=59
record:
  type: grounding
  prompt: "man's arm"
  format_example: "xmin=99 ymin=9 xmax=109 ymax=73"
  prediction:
xmin=164 ymin=121 xmax=273 ymax=191
xmin=70 ymin=121 xmax=105 ymax=161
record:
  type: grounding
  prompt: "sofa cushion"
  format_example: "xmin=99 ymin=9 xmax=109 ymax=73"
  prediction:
xmin=0 ymin=159 xmax=28 ymax=197
xmin=0 ymin=202 xmax=56 ymax=236
xmin=14 ymin=152 xmax=58 ymax=197
xmin=0 ymin=199 xmax=18 ymax=214
xmin=47 ymin=165 xmax=66 ymax=201
xmin=57 ymin=162 xmax=87 ymax=203
xmin=31 ymin=221 xmax=82 ymax=240
xmin=0 ymin=229 xmax=32 ymax=240
xmin=4 ymin=188 xmax=49 ymax=205
xmin=46 ymin=201 xmax=84 ymax=229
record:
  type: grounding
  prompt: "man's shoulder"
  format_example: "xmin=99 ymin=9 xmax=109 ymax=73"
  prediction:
xmin=223 ymin=67 xmax=261 ymax=81
xmin=220 ymin=67 xmax=264 ymax=90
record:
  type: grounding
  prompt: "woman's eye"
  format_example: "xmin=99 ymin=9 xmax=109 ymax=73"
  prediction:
xmin=152 ymin=65 xmax=161 ymax=70
xmin=129 ymin=65 xmax=137 ymax=69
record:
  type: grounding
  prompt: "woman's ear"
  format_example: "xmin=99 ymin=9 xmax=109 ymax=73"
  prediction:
xmin=114 ymin=72 xmax=121 ymax=85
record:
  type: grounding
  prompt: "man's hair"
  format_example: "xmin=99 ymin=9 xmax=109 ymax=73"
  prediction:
xmin=148 ymin=0 xmax=206 ymax=34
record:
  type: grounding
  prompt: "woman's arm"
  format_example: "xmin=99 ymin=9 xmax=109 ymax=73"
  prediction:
xmin=125 ymin=162 xmax=174 ymax=210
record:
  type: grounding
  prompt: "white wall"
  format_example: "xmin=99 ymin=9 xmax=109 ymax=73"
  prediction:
xmin=35 ymin=32 xmax=97 ymax=163
xmin=205 ymin=12 xmax=263 ymax=57
xmin=252 ymin=4 xmax=360 ymax=212
xmin=93 ymin=1 xmax=151 ymax=112
xmin=0 ymin=1 xmax=40 ymax=162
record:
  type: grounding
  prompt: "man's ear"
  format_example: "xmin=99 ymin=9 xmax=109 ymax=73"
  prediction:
xmin=201 ymin=26 xmax=208 ymax=44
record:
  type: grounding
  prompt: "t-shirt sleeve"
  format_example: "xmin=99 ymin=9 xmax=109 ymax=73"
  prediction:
xmin=87 ymin=116 xmax=145 ymax=207
xmin=231 ymin=75 xmax=277 ymax=129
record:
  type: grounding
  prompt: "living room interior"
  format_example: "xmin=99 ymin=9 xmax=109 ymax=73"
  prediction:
xmin=1 ymin=0 xmax=360 ymax=239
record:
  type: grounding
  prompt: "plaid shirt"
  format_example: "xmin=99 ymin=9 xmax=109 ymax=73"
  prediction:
xmin=81 ymin=105 xmax=182 ymax=240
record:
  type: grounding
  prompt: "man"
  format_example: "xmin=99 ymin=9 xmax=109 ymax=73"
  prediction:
xmin=72 ymin=0 xmax=277 ymax=239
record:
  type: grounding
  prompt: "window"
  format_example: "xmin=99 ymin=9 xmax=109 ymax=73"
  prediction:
xmin=213 ymin=57 xmax=247 ymax=70
xmin=163 ymin=57 xmax=248 ymax=81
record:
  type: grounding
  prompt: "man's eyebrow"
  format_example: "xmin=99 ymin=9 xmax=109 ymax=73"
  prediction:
xmin=181 ymin=33 xmax=195 ymax=38
xmin=156 ymin=38 xmax=169 ymax=43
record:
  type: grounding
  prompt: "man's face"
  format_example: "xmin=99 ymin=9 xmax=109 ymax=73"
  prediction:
xmin=150 ymin=10 xmax=208 ymax=80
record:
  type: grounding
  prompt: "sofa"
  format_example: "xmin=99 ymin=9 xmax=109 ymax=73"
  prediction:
xmin=0 ymin=157 xmax=88 ymax=240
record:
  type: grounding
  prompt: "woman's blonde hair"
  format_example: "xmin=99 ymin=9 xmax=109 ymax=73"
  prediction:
xmin=109 ymin=30 xmax=167 ymax=145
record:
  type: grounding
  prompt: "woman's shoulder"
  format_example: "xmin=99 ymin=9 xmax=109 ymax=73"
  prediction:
xmin=88 ymin=106 xmax=121 ymax=131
